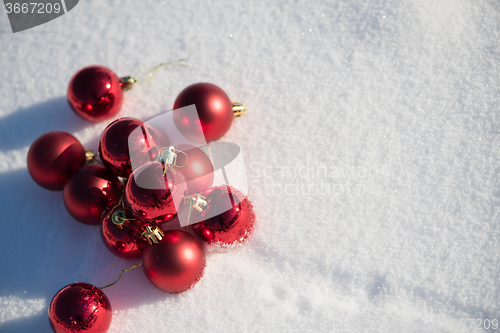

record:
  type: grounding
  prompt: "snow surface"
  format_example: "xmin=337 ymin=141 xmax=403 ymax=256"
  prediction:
xmin=0 ymin=0 xmax=499 ymax=332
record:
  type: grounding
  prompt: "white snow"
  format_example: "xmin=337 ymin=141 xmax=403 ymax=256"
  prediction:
xmin=0 ymin=0 xmax=499 ymax=332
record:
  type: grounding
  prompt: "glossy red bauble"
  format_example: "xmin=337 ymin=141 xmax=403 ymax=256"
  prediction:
xmin=68 ymin=66 xmax=124 ymax=122
xmin=27 ymin=131 xmax=86 ymax=191
xmin=173 ymin=83 xmax=233 ymax=142
xmin=192 ymin=223 xmax=215 ymax=242
xmin=175 ymin=144 xmax=214 ymax=194
xmin=125 ymin=161 xmax=187 ymax=223
xmin=195 ymin=185 xmax=255 ymax=247
xmin=48 ymin=282 xmax=112 ymax=333
xmin=99 ymin=117 xmax=160 ymax=178
xmin=100 ymin=205 xmax=147 ymax=259
xmin=63 ymin=165 xmax=122 ymax=225
xmin=143 ymin=230 xmax=205 ymax=293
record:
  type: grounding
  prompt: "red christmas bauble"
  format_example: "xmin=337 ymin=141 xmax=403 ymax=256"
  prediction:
xmin=173 ymin=83 xmax=233 ymax=142
xmin=175 ymin=144 xmax=214 ymax=194
xmin=194 ymin=185 xmax=255 ymax=247
xmin=100 ymin=205 xmax=147 ymax=259
xmin=192 ymin=223 xmax=215 ymax=242
xmin=68 ymin=66 xmax=124 ymax=122
xmin=143 ymin=229 xmax=205 ymax=293
xmin=149 ymin=125 xmax=171 ymax=148
xmin=27 ymin=131 xmax=86 ymax=191
xmin=125 ymin=161 xmax=187 ymax=223
xmin=48 ymin=282 xmax=112 ymax=333
xmin=63 ymin=165 xmax=122 ymax=225
xmin=99 ymin=117 xmax=160 ymax=178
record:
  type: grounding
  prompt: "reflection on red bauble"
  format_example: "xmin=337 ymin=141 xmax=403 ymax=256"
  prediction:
xmin=143 ymin=230 xmax=205 ymax=293
xmin=48 ymin=282 xmax=112 ymax=333
xmin=125 ymin=161 xmax=187 ymax=223
xmin=100 ymin=205 xmax=147 ymax=259
xmin=148 ymin=125 xmax=171 ymax=149
xmin=99 ymin=117 xmax=160 ymax=177
xmin=175 ymin=144 xmax=214 ymax=194
xmin=173 ymin=83 xmax=233 ymax=142
xmin=27 ymin=131 xmax=86 ymax=191
xmin=68 ymin=66 xmax=124 ymax=122
xmin=192 ymin=223 xmax=215 ymax=242
xmin=63 ymin=165 xmax=122 ymax=225
xmin=194 ymin=185 xmax=255 ymax=247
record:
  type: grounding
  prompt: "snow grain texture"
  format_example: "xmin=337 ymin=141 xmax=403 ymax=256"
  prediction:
xmin=0 ymin=0 xmax=499 ymax=332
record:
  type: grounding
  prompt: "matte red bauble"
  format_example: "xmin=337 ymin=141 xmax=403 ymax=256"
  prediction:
xmin=195 ymin=185 xmax=255 ymax=246
xmin=48 ymin=282 xmax=112 ymax=333
xmin=63 ymin=165 xmax=122 ymax=225
xmin=68 ymin=66 xmax=124 ymax=122
xmin=100 ymin=205 xmax=147 ymax=259
xmin=175 ymin=144 xmax=214 ymax=194
xmin=173 ymin=83 xmax=233 ymax=142
xmin=143 ymin=230 xmax=205 ymax=293
xmin=125 ymin=161 xmax=187 ymax=223
xmin=27 ymin=131 xmax=86 ymax=191
xmin=99 ymin=117 xmax=160 ymax=177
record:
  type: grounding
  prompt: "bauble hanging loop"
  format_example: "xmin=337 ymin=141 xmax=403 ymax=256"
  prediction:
xmin=157 ymin=146 xmax=177 ymax=166
xmin=118 ymin=76 xmax=137 ymax=91
xmin=111 ymin=209 xmax=129 ymax=229
xmin=85 ymin=150 xmax=97 ymax=165
xmin=231 ymin=102 xmax=247 ymax=117
xmin=190 ymin=194 xmax=208 ymax=212
xmin=141 ymin=224 xmax=165 ymax=245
